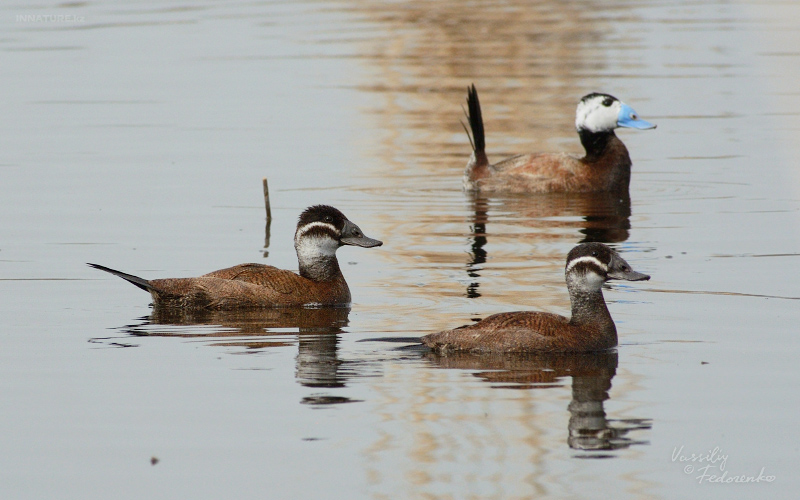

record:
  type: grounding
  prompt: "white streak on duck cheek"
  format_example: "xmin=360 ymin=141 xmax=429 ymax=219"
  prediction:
xmin=565 ymin=255 xmax=608 ymax=274
xmin=294 ymin=221 xmax=338 ymax=240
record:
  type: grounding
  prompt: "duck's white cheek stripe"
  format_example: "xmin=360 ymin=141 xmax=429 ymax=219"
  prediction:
xmin=565 ymin=256 xmax=608 ymax=274
xmin=295 ymin=221 xmax=338 ymax=240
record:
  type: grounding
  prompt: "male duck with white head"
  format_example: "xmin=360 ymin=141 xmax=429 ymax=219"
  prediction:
xmin=463 ymin=85 xmax=656 ymax=195
xmin=88 ymin=205 xmax=382 ymax=309
xmin=422 ymin=242 xmax=649 ymax=354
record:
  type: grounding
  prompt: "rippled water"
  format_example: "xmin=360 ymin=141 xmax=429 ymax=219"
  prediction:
xmin=2 ymin=1 xmax=799 ymax=498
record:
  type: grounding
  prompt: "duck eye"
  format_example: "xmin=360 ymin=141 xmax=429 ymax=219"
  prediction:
xmin=591 ymin=251 xmax=598 ymax=257
xmin=324 ymin=215 xmax=332 ymax=222
xmin=602 ymin=98 xmax=613 ymax=107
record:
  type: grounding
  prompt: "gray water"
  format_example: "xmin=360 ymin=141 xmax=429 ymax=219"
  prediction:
xmin=2 ymin=1 xmax=799 ymax=499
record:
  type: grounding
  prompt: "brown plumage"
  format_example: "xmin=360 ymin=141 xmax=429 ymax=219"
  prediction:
xmin=427 ymin=311 xmax=602 ymax=353
xmin=422 ymin=242 xmax=650 ymax=354
xmin=88 ymin=205 xmax=382 ymax=310
xmin=462 ymin=85 xmax=656 ymax=195
xmin=143 ymin=263 xmax=352 ymax=309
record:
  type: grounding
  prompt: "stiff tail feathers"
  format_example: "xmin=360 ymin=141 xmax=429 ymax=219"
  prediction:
xmin=87 ymin=263 xmax=153 ymax=293
xmin=463 ymin=84 xmax=485 ymax=153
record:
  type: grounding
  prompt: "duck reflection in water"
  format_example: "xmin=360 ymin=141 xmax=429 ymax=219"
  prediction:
xmin=465 ymin=191 xmax=631 ymax=298
xmin=425 ymin=350 xmax=650 ymax=453
xmin=113 ymin=307 xmax=362 ymax=404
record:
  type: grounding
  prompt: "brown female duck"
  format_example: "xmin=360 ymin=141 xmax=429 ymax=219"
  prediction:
xmin=463 ymin=85 xmax=656 ymax=195
xmin=88 ymin=205 xmax=382 ymax=309
xmin=422 ymin=242 xmax=649 ymax=354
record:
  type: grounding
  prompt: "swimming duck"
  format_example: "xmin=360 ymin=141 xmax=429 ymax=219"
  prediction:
xmin=462 ymin=85 xmax=656 ymax=194
xmin=88 ymin=205 xmax=382 ymax=309
xmin=422 ymin=242 xmax=649 ymax=354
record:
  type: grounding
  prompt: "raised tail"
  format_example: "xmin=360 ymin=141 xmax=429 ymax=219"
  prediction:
xmin=462 ymin=85 xmax=490 ymax=186
xmin=87 ymin=263 xmax=153 ymax=292
xmin=466 ymin=84 xmax=485 ymax=153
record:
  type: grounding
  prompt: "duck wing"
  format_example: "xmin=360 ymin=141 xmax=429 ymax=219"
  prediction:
xmin=202 ymin=263 xmax=297 ymax=294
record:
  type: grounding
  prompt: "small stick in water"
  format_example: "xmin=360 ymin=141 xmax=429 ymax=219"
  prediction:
xmin=262 ymin=177 xmax=272 ymax=222
xmin=263 ymin=178 xmax=272 ymax=255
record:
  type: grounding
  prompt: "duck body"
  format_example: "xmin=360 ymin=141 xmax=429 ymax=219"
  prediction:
xmin=143 ymin=263 xmax=351 ymax=309
xmin=463 ymin=86 xmax=655 ymax=195
xmin=425 ymin=311 xmax=613 ymax=354
xmin=422 ymin=242 xmax=649 ymax=354
xmin=88 ymin=205 xmax=382 ymax=310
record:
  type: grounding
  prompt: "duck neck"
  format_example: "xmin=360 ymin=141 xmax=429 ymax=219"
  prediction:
xmin=566 ymin=282 xmax=616 ymax=337
xmin=298 ymin=254 xmax=342 ymax=282
xmin=580 ymin=129 xmax=620 ymax=161
xmin=295 ymin=236 xmax=344 ymax=282
xmin=578 ymin=129 xmax=632 ymax=193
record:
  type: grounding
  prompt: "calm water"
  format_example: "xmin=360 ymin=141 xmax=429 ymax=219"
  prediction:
xmin=2 ymin=1 xmax=799 ymax=498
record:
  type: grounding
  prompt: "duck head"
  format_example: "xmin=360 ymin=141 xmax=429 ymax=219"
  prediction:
xmin=295 ymin=205 xmax=382 ymax=255
xmin=565 ymin=242 xmax=650 ymax=293
xmin=575 ymin=93 xmax=656 ymax=133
